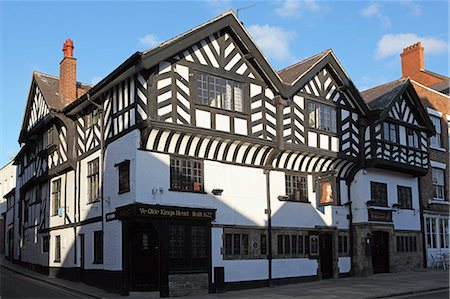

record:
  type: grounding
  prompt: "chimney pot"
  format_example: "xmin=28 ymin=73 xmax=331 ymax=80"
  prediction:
xmin=62 ymin=39 xmax=74 ymax=57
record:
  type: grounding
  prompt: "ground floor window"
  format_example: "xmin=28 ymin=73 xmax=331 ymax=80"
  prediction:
xmin=338 ymin=234 xmax=349 ymax=256
xmin=169 ymin=224 xmax=208 ymax=270
xmin=396 ymin=235 xmax=417 ymax=252
xmin=426 ymin=217 xmax=449 ymax=249
xmin=93 ymin=231 xmax=103 ymax=264
xmin=54 ymin=235 xmax=61 ymax=262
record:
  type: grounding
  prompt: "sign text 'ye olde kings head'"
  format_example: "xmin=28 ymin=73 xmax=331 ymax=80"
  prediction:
xmin=138 ymin=207 xmax=214 ymax=220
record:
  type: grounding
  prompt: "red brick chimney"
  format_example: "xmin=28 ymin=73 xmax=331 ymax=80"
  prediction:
xmin=400 ymin=42 xmax=424 ymax=79
xmin=60 ymin=39 xmax=77 ymax=103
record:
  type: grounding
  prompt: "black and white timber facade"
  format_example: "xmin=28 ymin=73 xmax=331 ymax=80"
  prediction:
xmin=5 ymin=11 xmax=437 ymax=296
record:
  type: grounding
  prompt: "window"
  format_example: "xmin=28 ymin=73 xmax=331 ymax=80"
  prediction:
xmin=24 ymin=200 xmax=29 ymax=223
xmin=35 ymin=185 xmax=42 ymax=203
xmin=397 ymin=186 xmax=412 ymax=209
xmin=51 ymin=179 xmax=61 ymax=216
xmin=406 ymin=128 xmax=419 ymax=148
xmin=440 ymin=218 xmax=449 ymax=249
xmin=42 ymin=236 xmax=49 ymax=253
xmin=54 ymin=235 xmax=61 ymax=262
xmin=87 ymin=158 xmax=100 ymax=203
xmin=93 ymin=231 xmax=103 ymax=264
xmin=308 ymin=102 xmax=337 ymax=133
xmin=277 ymin=234 xmax=308 ymax=257
xmin=370 ymin=182 xmax=388 ymax=207
xmin=285 ymin=174 xmax=308 ymax=202
xmin=170 ymin=157 xmax=203 ymax=192
xmin=117 ymin=160 xmax=130 ymax=194
xmin=47 ymin=127 xmax=54 ymax=145
xmin=338 ymin=235 xmax=349 ymax=255
xmin=260 ymin=234 xmax=267 ymax=255
xmin=170 ymin=224 xmax=208 ymax=269
xmin=223 ymin=233 xmax=249 ymax=258
xmin=383 ymin=122 xmax=398 ymax=143
xmin=430 ymin=115 xmax=442 ymax=148
xmin=86 ymin=109 xmax=99 ymax=128
xmin=396 ymin=235 xmax=417 ymax=252
xmin=426 ymin=218 xmax=437 ymax=248
xmin=432 ymin=168 xmax=445 ymax=200
xmin=196 ymin=73 xmax=244 ymax=112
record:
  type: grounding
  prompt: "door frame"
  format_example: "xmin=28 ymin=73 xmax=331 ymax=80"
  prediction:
xmin=319 ymin=233 xmax=334 ymax=279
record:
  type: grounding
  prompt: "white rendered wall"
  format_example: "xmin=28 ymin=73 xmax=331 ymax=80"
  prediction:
xmin=211 ymin=227 xmax=268 ymax=282
xmin=49 ymin=227 xmax=77 ymax=268
xmin=103 ymin=129 xmax=139 ymax=213
xmin=78 ymin=152 xmax=102 ymax=221
xmin=49 ymin=171 xmax=76 ymax=228
xmin=351 ymin=168 xmax=421 ymax=230
xmin=103 ymin=219 xmax=122 ymax=271
xmin=0 ymin=160 xmax=16 ymax=215
xmin=272 ymin=258 xmax=318 ymax=278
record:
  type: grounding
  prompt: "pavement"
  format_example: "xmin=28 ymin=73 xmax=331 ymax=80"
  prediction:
xmin=1 ymin=257 xmax=448 ymax=298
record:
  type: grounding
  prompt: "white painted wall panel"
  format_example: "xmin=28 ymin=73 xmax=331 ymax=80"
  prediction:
xmin=338 ymin=257 xmax=351 ymax=273
xmin=272 ymin=259 xmax=318 ymax=278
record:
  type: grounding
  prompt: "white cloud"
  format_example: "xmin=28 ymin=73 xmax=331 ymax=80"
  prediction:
xmin=276 ymin=0 xmax=321 ymax=18
xmin=400 ymin=0 xmax=422 ymax=15
xmin=206 ymin=0 xmax=232 ymax=13
xmin=375 ymin=33 xmax=448 ymax=58
xmin=138 ymin=34 xmax=161 ymax=49
xmin=247 ymin=24 xmax=296 ymax=62
xmin=361 ymin=3 xmax=391 ymax=28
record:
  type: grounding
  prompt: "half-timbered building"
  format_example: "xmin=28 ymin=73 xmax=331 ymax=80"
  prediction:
xmin=6 ymin=10 xmax=436 ymax=297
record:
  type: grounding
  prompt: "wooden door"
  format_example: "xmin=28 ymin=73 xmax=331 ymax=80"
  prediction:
xmin=372 ymin=231 xmax=389 ymax=273
xmin=320 ymin=234 xmax=333 ymax=279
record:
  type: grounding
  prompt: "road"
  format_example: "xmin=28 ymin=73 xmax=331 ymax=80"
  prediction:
xmin=0 ymin=266 xmax=85 ymax=298
xmin=388 ymin=288 xmax=449 ymax=299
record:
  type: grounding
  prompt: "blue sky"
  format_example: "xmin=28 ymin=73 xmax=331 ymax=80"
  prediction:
xmin=0 ymin=0 xmax=448 ymax=166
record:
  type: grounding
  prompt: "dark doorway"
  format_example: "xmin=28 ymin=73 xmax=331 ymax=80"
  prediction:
xmin=130 ymin=223 xmax=160 ymax=290
xmin=372 ymin=231 xmax=389 ymax=274
xmin=319 ymin=234 xmax=333 ymax=279
xmin=7 ymin=229 xmax=13 ymax=260
xmin=79 ymin=234 xmax=85 ymax=281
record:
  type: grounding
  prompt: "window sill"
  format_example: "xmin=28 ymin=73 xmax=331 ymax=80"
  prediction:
xmin=87 ymin=200 xmax=100 ymax=205
xmin=93 ymin=261 xmax=103 ymax=264
xmin=429 ymin=199 xmax=449 ymax=205
xmin=118 ymin=188 xmax=130 ymax=194
xmin=278 ymin=198 xmax=310 ymax=204
xmin=54 ymin=260 xmax=61 ymax=263
xmin=367 ymin=206 xmax=392 ymax=211
xmin=430 ymin=146 xmax=446 ymax=152
xmin=169 ymin=189 xmax=207 ymax=194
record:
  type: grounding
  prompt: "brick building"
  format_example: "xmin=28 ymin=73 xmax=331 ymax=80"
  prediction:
xmin=400 ymin=42 xmax=449 ymax=266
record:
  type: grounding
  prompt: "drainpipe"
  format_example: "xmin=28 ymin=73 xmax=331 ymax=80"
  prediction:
xmin=418 ymin=176 xmax=427 ymax=268
xmin=87 ymin=94 xmax=105 ymax=234
xmin=345 ymin=179 xmax=354 ymax=275
xmin=264 ymin=168 xmax=273 ymax=287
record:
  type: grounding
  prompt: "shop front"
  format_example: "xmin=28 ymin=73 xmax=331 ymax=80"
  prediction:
xmin=116 ymin=204 xmax=216 ymax=297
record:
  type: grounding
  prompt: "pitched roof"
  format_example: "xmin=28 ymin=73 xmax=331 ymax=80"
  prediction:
xmin=412 ymin=80 xmax=450 ymax=115
xmin=277 ymin=50 xmax=330 ymax=84
xmin=429 ymin=79 xmax=450 ymax=95
xmin=422 ymin=69 xmax=450 ymax=81
xmin=33 ymin=72 xmax=91 ymax=112
xmin=360 ymin=78 xmax=408 ymax=111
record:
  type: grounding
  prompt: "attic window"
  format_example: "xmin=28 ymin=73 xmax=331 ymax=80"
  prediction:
xmin=196 ymin=73 xmax=244 ymax=113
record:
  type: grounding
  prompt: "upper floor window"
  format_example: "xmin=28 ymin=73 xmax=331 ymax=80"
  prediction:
xmin=170 ymin=156 xmax=203 ymax=192
xmin=86 ymin=109 xmax=99 ymax=128
xmin=397 ymin=185 xmax=412 ymax=209
xmin=383 ymin=122 xmax=398 ymax=143
xmin=51 ymin=179 xmax=61 ymax=216
xmin=370 ymin=181 xmax=388 ymax=207
xmin=87 ymin=158 xmax=100 ymax=203
xmin=284 ymin=174 xmax=308 ymax=202
xmin=116 ymin=160 xmax=130 ymax=194
xmin=307 ymin=102 xmax=337 ymax=133
xmin=430 ymin=115 xmax=442 ymax=148
xmin=432 ymin=168 xmax=445 ymax=200
xmin=196 ymin=73 xmax=244 ymax=112
xmin=406 ymin=128 xmax=419 ymax=148
xmin=47 ymin=127 xmax=54 ymax=146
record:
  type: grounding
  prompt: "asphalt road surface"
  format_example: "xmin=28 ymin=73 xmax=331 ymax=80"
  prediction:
xmin=0 ymin=266 xmax=84 ymax=298
xmin=388 ymin=288 xmax=450 ymax=299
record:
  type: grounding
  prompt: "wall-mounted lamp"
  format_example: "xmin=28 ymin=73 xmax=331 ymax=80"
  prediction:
xmin=392 ymin=203 xmax=400 ymax=213
xmin=212 ymin=189 xmax=223 ymax=196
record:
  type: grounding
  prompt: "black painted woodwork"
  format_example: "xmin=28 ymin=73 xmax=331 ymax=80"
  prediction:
xmin=371 ymin=231 xmax=390 ymax=274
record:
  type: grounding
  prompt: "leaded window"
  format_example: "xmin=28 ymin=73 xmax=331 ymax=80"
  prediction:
xmin=170 ymin=157 xmax=203 ymax=192
xmin=118 ymin=160 xmax=130 ymax=194
xmin=383 ymin=122 xmax=398 ymax=143
xmin=285 ymin=174 xmax=308 ymax=202
xmin=87 ymin=158 xmax=100 ymax=203
xmin=370 ymin=181 xmax=388 ymax=207
xmin=406 ymin=128 xmax=419 ymax=148
xmin=51 ymin=179 xmax=61 ymax=216
xmin=223 ymin=233 xmax=249 ymax=258
xmin=338 ymin=235 xmax=349 ymax=255
xmin=55 ymin=235 xmax=61 ymax=262
xmin=196 ymin=73 xmax=244 ymax=112
xmin=308 ymin=102 xmax=337 ymax=133
xmin=397 ymin=186 xmax=412 ymax=209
